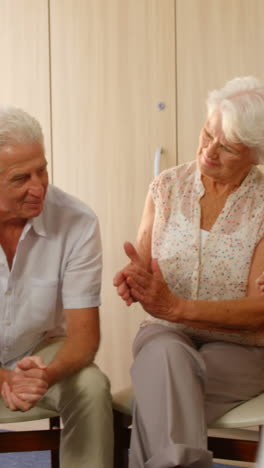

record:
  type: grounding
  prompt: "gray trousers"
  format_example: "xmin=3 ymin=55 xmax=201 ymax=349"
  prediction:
xmin=129 ymin=324 xmax=264 ymax=468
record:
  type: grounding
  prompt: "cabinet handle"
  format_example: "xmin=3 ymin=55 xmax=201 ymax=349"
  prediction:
xmin=154 ymin=147 xmax=163 ymax=177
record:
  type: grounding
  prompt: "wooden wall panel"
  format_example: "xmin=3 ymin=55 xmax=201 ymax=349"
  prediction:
xmin=176 ymin=0 xmax=264 ymax=164
xmin=0 ymin=0 xmax=51 ymax=168
xmin=50 ymin=0 xmax=177 ymax=391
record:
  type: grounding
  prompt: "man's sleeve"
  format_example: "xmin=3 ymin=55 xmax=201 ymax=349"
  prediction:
xmin=62 ymin=214 xmax=102 ymax=309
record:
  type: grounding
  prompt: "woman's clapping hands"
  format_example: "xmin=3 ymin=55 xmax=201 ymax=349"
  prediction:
xmin=113 ymin=242 xmax=178 ymax=321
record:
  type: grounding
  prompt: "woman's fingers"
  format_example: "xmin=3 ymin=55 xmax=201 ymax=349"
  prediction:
xmin=113 ymin=270 xmax=125 ymax=287
xmin=126 ymin=275 xmax=147 ymax=294
xmin=114 ymin=242 xmax=150 ymax=306
xmin=124 ymin=263 xmax=150 ymax=282
xmin=117 ymin=280 xmax=130 ymax=296
xmin=130 ymin=287 xmax=144 ymax=302
xmin=125 ymin=297 xmax=134 ymax=306
xmin=114 ymin=243 xmax=153 ymax=306
xmin=123 ymin=242 xmax=143 ymax=266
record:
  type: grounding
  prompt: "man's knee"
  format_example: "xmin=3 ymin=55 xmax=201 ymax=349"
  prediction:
xmin=43 ymin=364 xmax=112 ymax=417
xmin=66 ymin=364 xmax=111 ymax=402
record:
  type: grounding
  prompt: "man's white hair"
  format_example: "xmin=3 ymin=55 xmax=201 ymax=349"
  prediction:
xmin=207 ymin=76 xmax=264 ymax=163
xmin=0 ymin=107 xmax=44 ymax=151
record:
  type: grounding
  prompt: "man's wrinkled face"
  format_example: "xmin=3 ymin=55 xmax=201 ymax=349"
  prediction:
xmin=0 ymin=142 xmax=49 ymax=222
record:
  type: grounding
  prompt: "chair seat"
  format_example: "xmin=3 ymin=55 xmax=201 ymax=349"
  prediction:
xmin=0 ymin=398 xmax=59 ymax=424
xmin=112 ymin=387 xmax=133 ymax=416
xmin=112 ymin=386 xmax=264 ymax=429
xmin=209 ymin=392 xmax=264 ymax=429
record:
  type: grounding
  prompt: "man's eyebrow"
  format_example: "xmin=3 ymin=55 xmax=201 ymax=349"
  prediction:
xmin=10 ymin=172 xmax=29 ymax=180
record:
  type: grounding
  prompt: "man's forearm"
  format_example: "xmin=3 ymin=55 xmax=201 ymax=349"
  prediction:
xmin=46 ymin=337 xmax=98 ymax=387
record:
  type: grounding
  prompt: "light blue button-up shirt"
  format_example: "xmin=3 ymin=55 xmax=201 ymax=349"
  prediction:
xmin=0 ymin=184 xmax=102 ymax=369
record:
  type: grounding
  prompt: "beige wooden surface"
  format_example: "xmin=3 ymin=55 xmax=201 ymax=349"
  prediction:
xmin=0 ymin=4 xmax=262 ymax=464
xmin=49 ymin=0 xmax=177 ymax=391
xmin=0 ymin=0 xmax=52 ymax=168
xmin=1 ymin=0 xmax=263 ymax=399
xmin=176 ymin=0 xmax=264 ymax=164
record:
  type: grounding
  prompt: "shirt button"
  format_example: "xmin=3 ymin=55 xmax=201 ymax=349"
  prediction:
xmin=5 ymin=290 xmax=11 ymax=295
xmin=5 ymin=321 xmax=11 ymax=326
xmin=4 ymin=346 xmax=8 ymax=351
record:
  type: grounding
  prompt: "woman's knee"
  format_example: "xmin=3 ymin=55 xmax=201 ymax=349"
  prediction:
xmin=131 ymin=328 xmax=205 ymax=389
xmin=135 ymin=328 xmax=192 ymax=361
xmin=132 ymin=330 xmax=194 ymax=379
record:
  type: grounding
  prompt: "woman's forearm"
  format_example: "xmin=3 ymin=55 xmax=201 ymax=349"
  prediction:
xmin=175 ymin=295 xmax=264 ymax=331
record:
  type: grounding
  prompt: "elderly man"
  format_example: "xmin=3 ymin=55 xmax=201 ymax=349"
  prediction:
xmin=0 ymin=107 xmax=113 ymax=468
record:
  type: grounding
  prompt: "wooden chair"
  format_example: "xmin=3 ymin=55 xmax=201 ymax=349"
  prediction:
xmin=112 ymin=386 xmax=264 ymax=468
xmin=0 ymin=403 xmax=61 ymax=468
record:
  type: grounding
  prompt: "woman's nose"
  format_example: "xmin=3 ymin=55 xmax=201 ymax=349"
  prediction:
xmin=205 ymin=140 xmax=219 ymax=159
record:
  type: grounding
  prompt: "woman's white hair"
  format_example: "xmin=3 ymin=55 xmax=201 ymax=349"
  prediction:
xmin=0 ymin=107 xmax=44 ymax=151
xmin=207 ymin=76 xmax=264 ymax=163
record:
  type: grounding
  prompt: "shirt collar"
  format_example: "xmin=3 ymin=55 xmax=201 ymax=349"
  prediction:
xmin=31 ymin=211 xmax=47 ymax=237
xmin=17 ymin=211 xmax=47 ymax=242
xmin=22 ymin=186 xmax=50 ymax=238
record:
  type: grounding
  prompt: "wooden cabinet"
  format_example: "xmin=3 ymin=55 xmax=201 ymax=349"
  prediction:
xmin=176 ymin=0 xmax=264 ymax=164
xmin=0 ymin=0 xmax=51 ymax=165
xmin=1 ymin=0 xmax=264 ymax=391
xmin=49 ymin=0 xmax=177 ymax=390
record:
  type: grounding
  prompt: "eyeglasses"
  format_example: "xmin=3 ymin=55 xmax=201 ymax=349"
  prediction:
xmin=201 ymin=128 xmax=242 ymax=158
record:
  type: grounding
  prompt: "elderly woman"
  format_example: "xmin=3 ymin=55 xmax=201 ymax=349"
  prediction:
xmin=114 ymin=76 xmax=264 ymax=468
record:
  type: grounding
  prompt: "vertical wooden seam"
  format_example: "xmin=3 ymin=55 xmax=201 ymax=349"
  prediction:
xmin=174 ymin=0 xmax=178 ymax=166
xmin=47 ymin=0 xmax=54 ymax=183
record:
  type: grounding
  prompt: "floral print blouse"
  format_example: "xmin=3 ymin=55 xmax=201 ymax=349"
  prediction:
xmin=144 ymin=160 xmax=264 ymax=346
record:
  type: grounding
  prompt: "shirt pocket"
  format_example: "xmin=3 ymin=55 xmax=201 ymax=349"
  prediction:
xmin=27 ymin=278 xmax=59 ymax=329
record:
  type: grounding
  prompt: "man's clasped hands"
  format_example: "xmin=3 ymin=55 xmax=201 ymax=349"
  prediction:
xmin=1 ymin=356 xmax=48 ymax=411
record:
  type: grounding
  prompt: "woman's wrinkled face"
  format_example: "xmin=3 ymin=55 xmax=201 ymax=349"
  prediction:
xmin=197 ymin=111 xmax=255 ymax=184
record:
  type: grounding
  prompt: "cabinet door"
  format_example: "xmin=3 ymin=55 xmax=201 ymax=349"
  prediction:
xmin=50 ymin=0 xmax=177 ymax=390
xmin=0 ymin=0 xmax=51 ymax=165
xmin=176 ymin=0 xmax=264 ymax=164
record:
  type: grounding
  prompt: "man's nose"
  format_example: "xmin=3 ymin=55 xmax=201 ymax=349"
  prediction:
xmin=28 ymin=177 xmax=45 ymax=197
